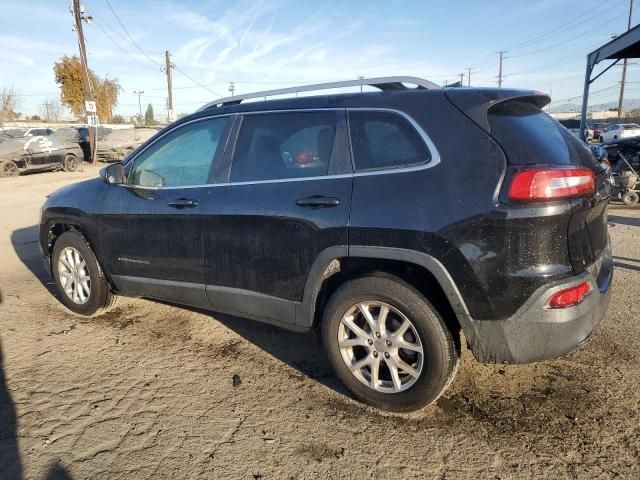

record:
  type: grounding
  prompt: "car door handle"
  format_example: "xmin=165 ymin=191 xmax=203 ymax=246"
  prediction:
xmin=168 ymin=198 xmax=199 ymax=209
xmin=296 ymin=195 xmax=340 ymax=208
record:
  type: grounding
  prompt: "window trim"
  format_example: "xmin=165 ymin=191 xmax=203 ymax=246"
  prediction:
xmin=347 ymin=108 xmax=436 ymax=173
xmin=123 ymin=114 xmax=235 ymax=189
xmin=226 ymin=108 xmax=349 ymax=184
xmin=120 ymin=108 xmax=440 ymax=190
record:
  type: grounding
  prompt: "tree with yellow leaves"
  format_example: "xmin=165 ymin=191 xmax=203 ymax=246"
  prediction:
xmin=53 ymin=55 xmax=120 ymax=122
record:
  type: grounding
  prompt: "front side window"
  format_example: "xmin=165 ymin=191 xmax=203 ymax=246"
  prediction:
xmin=348 ymin=110 xmax=429 ymax=171
xmin=230 ymin=111 xmax=339 ymax=182
xmin=129 ymin=117 xmax=229 ymax=188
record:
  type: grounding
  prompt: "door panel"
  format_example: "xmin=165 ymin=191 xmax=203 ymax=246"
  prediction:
xmin=202 ymin=178 xmax=351 ymax=301
xmin=99 ymin=115 xmax=232 ymax=306
xmin=100 ymin=185 xmax=209 ymax=306
xmin=202 ymin=110 xmax=352 ymax=325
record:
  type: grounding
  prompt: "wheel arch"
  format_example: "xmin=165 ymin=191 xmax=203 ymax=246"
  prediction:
xmin=44 ymin=219 xmax=100 ymax=268
xmin=298 ymin=246 xmax=475 ymax=346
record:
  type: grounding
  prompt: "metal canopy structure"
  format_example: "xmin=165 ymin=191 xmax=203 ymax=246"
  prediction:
xmin=580 ymin=23 xmax=640 ymax=139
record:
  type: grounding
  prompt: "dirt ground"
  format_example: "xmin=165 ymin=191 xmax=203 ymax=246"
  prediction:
xmin=0 ymin=165 xmax=639 ymax=480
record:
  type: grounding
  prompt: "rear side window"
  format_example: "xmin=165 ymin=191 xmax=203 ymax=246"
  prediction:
xmin=348 ymin=111 xmax=429 ymax=171
xmin=230 ymin=111 xmax=338 ymax=182
xmin=488 ymin=101 xmax=597 ymax=168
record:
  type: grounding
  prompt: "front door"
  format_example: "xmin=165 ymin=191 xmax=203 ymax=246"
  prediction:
xmin=100 ymin=115 xmax=233 ymax=307
xmin=202 ymin=109 xmax=353 ymax=326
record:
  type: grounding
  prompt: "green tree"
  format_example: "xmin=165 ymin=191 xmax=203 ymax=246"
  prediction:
xmin=111 ymin=114 xmax=125 ymax=124
xmin=144 ymin=103 xmax=154 ymax=125
xmin=53 ymin=55 xmax=121 ymax=122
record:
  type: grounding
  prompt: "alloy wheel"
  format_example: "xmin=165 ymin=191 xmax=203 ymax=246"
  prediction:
xmin=337 ymin=301 xmax=424 ymax=393
xmin=58 ymin=246 xmax=91 ymax=304
xmin=2 ymin=161 xmax=18 ymax=177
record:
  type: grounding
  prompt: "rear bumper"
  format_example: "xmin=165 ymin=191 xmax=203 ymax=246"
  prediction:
xmin=467 ymin=244 xmax=613 ymax=364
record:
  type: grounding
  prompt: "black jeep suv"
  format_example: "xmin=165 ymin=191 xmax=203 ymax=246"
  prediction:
xmin=40 ymin=77 xmax=612 ymax=411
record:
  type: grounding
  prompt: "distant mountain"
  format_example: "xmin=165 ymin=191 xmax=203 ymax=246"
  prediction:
xmin=550 ymin=99 xmax=640 ymax=113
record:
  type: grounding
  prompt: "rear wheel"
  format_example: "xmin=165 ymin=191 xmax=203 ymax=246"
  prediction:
xmin=63 ymin=154 xmax=78 ymax=172
xmin=321 ymin=274 xmax=459 ymax=412
xmin=0 ymin=160 xmax=19 ymax=177
xmin=52 ymin=231 xmax=116 ymax=316
xmin=622 ymin=190 xmax=639 ymax=206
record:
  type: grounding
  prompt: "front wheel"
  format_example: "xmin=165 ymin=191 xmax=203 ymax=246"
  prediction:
xmin=622 ymin=190 xmax=639 ymax=206
xmin=321 ymin=274 xmax=459 ymax=412
xmin=0 ymin=160 xmax=19 ymax=177
xmin=51 ymin=231 xmax=117 ymax=316
xmin=63 ymin=154 xmax=78 ymax=172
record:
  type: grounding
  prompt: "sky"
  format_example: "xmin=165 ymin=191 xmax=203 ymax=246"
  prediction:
xmin=0 ymin=0 xmax=638 ymax=119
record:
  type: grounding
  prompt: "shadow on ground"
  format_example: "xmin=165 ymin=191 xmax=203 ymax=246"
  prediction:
xmin=609 ymin=214 xmax=640 ymax=227
xmin=0 ymin=291 xmax=22 ymax=480
xmin=10 ymin=225 xmax=53 ymax=292
xmin=153 ymin=299 xmax=349 ymax=397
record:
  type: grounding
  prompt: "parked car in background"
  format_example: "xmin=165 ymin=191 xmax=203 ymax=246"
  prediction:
xmin=558 ymin=119 xmax=592 ymax=141
xmin=24 ymin=127 xmax=54 ymax=137
xmin=40 ymin=77 xmax=612 ymax=412
xmin=0 ymin=128 xmax=28 ymax=140
xmin=96 ymin=128 xmax=157 ymax=162
xmin=599 ymin=123 xmax=640 ymax=142
xmin=591 ymin=122 xmax=610 ymax=141
xmin=0 ymin=129 xmax=84 ymax=177
xmin=73 ymin=125 xmax=113 ymax=162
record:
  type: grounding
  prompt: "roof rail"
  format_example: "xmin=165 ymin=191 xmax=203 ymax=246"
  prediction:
xmin=197 ymin=76 xmax=440 ymax=111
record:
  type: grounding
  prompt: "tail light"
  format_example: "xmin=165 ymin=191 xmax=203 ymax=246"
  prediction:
xmin=548 ymin=281 xmax=591 ymax=309
xmin=509 ymin=168 xmax=595 ymax=201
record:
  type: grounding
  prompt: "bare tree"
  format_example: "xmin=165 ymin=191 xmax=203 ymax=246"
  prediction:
xmin=39 ymin=98 xmax=63 ymax=122
xmin=0 ymin=87 xmax=21 ymax=126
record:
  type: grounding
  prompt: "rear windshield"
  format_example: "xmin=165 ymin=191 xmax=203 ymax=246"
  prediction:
xmin=488 ymin=101 xmax=598 ymax=168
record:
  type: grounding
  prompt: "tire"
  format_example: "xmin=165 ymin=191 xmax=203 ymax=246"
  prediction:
xmin=0 ymin=160 xmax=19 ymax=177
xmin=63 ymin=154 xmax=78 ymax=172
xmin=51 ymin=231 xmax=117 ymax=316
xmin=321 ymin=274 xmax=459 ymax=412
xmin=622 ymin=190 xmax=639 ymax=206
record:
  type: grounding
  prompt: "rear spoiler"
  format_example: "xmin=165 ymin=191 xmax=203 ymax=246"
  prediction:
xmin=444 ymin=89 xmax=551 ymax=133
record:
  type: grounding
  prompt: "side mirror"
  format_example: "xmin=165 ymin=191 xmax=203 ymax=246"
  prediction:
xmin=100 ymin=162 xmax=125 ymax=185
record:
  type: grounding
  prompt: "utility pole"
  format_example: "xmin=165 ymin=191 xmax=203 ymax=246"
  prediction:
xmin=164 ymin=50 xmax=174 ymax=122
xmin=133 ymin=90 xmax=144 ymax=121
xmin=466 ymin=67 xmax=472 ymax=87
xmin=228 ymin=81 xmax=236 ymax=96
xmin=618 ymin=0 xmax=634 ymax=118
xmin=497 ymin=51 xmax=505 ymax=88
xmin=71 ymin=0 xmax=97 ymax=163
xmin=459 ymin=73 xmax=464 ymax=86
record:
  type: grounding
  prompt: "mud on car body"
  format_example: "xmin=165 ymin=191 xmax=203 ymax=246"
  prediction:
xmin=39 ymin=77 xmax=613 ymax=411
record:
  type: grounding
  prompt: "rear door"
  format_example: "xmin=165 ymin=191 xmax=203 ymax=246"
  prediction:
xmin=100 ymin=115 xmax=233 ymax=306
xmin=201 ymin=109 xmax=352 ymax=326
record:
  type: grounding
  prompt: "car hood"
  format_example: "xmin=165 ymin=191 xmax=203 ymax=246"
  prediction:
xmin=44 ymin=177 xmax=106 ymax=211
xmin=0 ymin=138 xmax=27 ymax=157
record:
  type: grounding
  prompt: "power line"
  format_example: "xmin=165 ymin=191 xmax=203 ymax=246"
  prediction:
xmin=90 ymin=14 xmax=159 ymax=72
xmin=171 ymin=64 xmax=223 ymax=97
xmin=506 ymin=0 xmax=625 ymax=51
xmin=103 ymin=0 xmax=163 ymax=67
xmin=507 ymin=13 xmax=626 ymax=59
